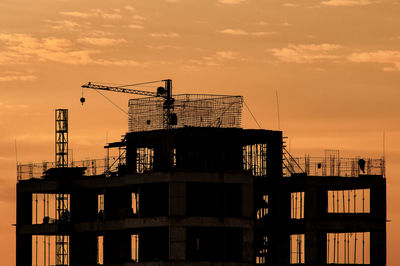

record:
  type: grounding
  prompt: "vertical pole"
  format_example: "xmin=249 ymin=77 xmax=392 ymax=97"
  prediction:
xmin=354 ymin=190 xmax=357 ymax=214
xmin=327 ymin=234 xmax=330 ymax=263
xmin=35 ymin=193 xmax=38 ymax=266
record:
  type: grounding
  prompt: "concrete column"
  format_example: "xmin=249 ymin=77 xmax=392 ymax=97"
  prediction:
xmin=169 ymin=226 xmax=186 ymax=261
xmin=104 ymin=231 xmax=131 ymax=264
xmin=70 ymin=233 xmax=97 ymax=265
xmin=169 ymin=182 xmax=186 ymax=217
xmin=370 ymin=231 xmax=386 ymax=266
xmin=242 ymin=228 xmax=253 ymax=263
xmin=70 ymin=190 xmax=98 ymax=222
xmin=16 ymin=188 xmax=32 ymax=266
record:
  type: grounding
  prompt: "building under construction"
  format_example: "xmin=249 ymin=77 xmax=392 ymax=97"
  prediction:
xmin=16 ymin=80 xmax=386 ymax=265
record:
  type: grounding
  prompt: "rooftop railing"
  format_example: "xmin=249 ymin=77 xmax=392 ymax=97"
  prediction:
xmin=284 ymin=156 xmax=385 ymax=178
xmin=17 ymin=156 xmax=126 ymax=182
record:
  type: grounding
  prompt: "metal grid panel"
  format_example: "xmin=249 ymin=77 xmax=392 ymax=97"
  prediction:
xmin=128 ymin=94 xmax=243 ymax=132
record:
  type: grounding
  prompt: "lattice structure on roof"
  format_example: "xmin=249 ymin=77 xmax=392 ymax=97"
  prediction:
xmin=128 ymin=94 xmax=243 ymax=132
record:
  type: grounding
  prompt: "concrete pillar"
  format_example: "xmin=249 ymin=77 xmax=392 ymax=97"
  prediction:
xmin=169 ymin=182 xmax=186 ymax=217
xmin=169 ymin=226 xmax=186 ymax=261
xmin=70 ymin=190 xmax=98 ymax=222
xmin=70 ymin=233 xmax=97 ymax=265
xmin=104 ymin=231 xmax=131 ymax=264
xmin=16 ymin=188 xmax=32 ymax=266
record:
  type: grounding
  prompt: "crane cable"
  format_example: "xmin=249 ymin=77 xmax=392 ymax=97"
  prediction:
xmin=94 ymin=90 xmax=129 ymax=116
xmin=118 ymin=80 xmax=164 ymax=88
xmin=244 ymin=101 xmax=262 ymax=129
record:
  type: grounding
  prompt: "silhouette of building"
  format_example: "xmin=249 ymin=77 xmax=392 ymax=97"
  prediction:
xmin=16 ymin=97 xmax=386 ymax=265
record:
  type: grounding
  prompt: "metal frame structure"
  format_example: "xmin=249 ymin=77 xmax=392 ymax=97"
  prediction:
xmin=55 ymin=109 xmax=68 ymax=168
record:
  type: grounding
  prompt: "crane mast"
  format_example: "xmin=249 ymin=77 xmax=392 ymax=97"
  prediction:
xmin=81 ymin=79 xmax=176 ymax=129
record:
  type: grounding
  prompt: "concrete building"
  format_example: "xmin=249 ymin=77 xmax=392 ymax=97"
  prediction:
xmin=16 ymin=95 xmax=386 ymax=266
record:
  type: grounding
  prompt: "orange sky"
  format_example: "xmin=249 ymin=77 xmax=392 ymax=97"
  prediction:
xmin=1 ymin=0 xmax=400 ymax=265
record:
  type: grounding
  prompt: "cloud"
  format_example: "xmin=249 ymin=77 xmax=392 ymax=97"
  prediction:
xmin=218 ymin=0 xmax=247 ymax=4
xmin=146 ymin=45 xmax=182 ymax=50
xmin=127 ymin=24 xmax=144 ymax=29
xmin=94 ymin=59 xmax=146 ymax=67
xmin=270 ymin=43 xmax=342 ymax=63
xmin=348 ymin=50 xmax=400 ymax=71
xmin=77 ymin=37 xmax=127 ymax=46
xmin=219 ymin=29 xmax=276 ymax=36
xmin=321 ymin=0 xmax=375 ymax=6
xmin=132 ymin=15 xmax=146 ymax=21
xmin=149 ymin=32 xmax=179 ymax=38
xmin=45 ymin=20 xmax=82 ymax=31
xmin=182 ymin=50 xmax=240 ymax=70
xmin=215 ymin=51 xmax=239 ymax=60
xmin=60 ymin=11 xmax=90 ymax=18
xmin=0 ymin=102 xmax=29 ymax=109
xmin=60 ymin=9 xmax=122 ymax=20
xmin=125 ymin=5 xmax=135 ymax=11
xmin=256 ymin=21 xmax=269 ymax=26
xmin=0 ymin=34 xmax=144 ymax=66
xmin=283 ymin=3 xmax=300 ymax=7
xmin=0 ymin=75 xmax=36 ymax=82
xmin=280 ymin=22 xmax=293 ymax=27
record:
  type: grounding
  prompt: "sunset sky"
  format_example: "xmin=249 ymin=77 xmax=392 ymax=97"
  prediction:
xmin=1 ymin=0 xmax=400 ymax=265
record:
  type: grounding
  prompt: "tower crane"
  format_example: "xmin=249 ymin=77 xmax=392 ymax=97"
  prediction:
xmin=80 ymin=79 xmax=177 ymax=129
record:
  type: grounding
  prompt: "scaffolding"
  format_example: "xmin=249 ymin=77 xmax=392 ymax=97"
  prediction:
xmin=55 ymin=109 xmax=68 ymax=168
xmin=128 ymin=94 xmax=243 ymax=132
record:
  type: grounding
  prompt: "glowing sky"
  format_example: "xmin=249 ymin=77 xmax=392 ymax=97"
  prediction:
xmin=1 ymin=0 xmax=400 ymax=265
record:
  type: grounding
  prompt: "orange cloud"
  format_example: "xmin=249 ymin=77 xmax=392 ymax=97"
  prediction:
xmin=270 ymin=44 xmax=342 ymax=63
xmin=149 ymin=32 xmax=179 ymax=38
xmin=321 ymin=0 xmax=376 ymax=6
xmin=219 ymin=29 xmax=276 ymax=36
xmin=348 ymin=50 xmax=400 ymax=71
xmin=60 ymin=9 xmax=122 ymax=20
xmin=218 ymin=0 xmax=247 ymax=4
xmin=0 ymin=75 xmax=36 ymax=82
xmin=0 ymin=34 xmax=143 ymax=66
xmin=77 ymin=37 xmax=127 ymax=46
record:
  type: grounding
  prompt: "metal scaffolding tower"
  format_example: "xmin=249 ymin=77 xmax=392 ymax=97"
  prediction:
xmin=55 ymin=109 xmax=69 ymax=265
xmin=55 ymin=109 xmax=68 ymax=168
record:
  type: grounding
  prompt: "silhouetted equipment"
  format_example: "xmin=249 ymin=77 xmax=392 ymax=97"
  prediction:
xmin=82 ymin=79 xmax=176 ymax=129
xmin=80 ymin=97 xmax=85 ymax=105
xmin=54 ymin=109 xmax=70 ymax=266
xmin=359 ymin=158 xmax=366 ymax=173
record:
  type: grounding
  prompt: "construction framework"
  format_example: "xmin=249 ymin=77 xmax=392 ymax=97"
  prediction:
xmin=15 ymin=96 xmax=386 ymax=266
xmin=128 ymin=94 xmax=243 ymax=132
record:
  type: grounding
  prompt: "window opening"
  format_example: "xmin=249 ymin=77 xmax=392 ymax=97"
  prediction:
xmin=256 ymin=235 xmax=269 ymax=264
xmin=136 ymin=147 xmax=154 ymax=173
xmin=290 ymin=234 xmax=305 ymax=264
xmin=131 ymin=234 xmax=139 ymax=262
xmin=327 ymin=232 xmax=370 ymax=264
xmin=97 ymin=236 xmax=103 ymax=265
xmin=243 ymin=143 xmax=267 ymax=176
xmin=257 ymin=194 xmax=269 ymax=219
xmin=328 ymin=189 xmax=370 ymax=214
xmin=132 ymin=192 xmax=139 ymax=215
xmin=291 ymin=192 xmax=304 ymax=219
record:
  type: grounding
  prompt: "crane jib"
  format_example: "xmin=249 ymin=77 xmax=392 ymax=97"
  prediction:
xmin=81 ymin=83 xmax=160 ymax=97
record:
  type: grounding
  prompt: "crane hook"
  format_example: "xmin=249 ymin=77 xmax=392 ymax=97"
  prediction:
xmin=80 ymin=87 xmax=86 ymax=105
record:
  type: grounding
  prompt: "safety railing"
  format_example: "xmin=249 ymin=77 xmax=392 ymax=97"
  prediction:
xmin=284 ymin=156 xmax=385 ymax=178
xmin=17 ymin=156 xmax=126 ymax=181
